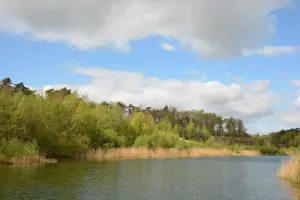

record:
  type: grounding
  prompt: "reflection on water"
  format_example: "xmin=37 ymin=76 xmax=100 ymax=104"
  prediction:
xmin=0 ymin=156 xmax=297 ymax=200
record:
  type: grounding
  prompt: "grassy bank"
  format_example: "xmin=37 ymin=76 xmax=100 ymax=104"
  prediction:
xmin=277 ymin=156 xmax=300 ymax=186
xmin=83 ymin=147 xmax=260 ymax=161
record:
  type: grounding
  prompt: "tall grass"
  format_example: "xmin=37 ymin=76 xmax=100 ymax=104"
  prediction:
xmin=277 ymin=156 xmax=300 ymax=185
xmin=84 ymin=147 xmax=233 ymax=161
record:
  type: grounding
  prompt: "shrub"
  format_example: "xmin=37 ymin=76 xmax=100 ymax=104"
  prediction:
xmin=154 ymin=131 xmax=178 ymax=148
xmin=133 ymin=135 xmax=154 ymax=148
xmin=0 ymin=138 xmax=39 ymax=158
xmin=258 ymin=146 xmax=285 ymax=155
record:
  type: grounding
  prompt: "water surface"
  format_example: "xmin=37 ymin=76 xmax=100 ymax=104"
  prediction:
xmin=0 ymin=156 xmax=297 ymax=200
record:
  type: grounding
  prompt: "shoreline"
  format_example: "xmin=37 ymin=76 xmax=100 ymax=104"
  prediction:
xmin=277 ymin=155 xmax=300 ymax=188
xmin=0 ymin=156 xmax=57 ymax=165
xmin=83 ymin=147 xmax=261 ymax=162
xmin=2 ymin=147 xmax=287 ymax=165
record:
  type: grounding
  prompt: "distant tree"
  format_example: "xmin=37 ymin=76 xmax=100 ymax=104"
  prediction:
xmin=46 ymin=87 xmax=71 ymax=100
xmin=116 ymin=102 xmax=127 ymax=112
xmin=186 ymin=119 xmax=195 ymax=140
xmin=236 ymin=119 xmax=246 ymax=137
xmin=201 ymin=124 xmax=210 ymax=142
xmin=225 ymin=117 xmax=236 ymax=137
xmin=1 ymin=77 xmax=12 ymax=86
xmin=14 ymin=82 xmax=35 ymax=96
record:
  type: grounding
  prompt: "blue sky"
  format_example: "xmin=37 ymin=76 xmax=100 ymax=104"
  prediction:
xmin=1 ymin=0 xmax=300 ymax=133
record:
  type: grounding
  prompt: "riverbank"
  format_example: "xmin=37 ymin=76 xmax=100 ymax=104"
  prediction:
xmin=277 ymin=155 xmax=300 ymax=186
xmin=0 ymin=147 xmax=263 ymax=165
xmin=0 ymin=155 xmax=57 ymax=165
xmin=83 ymin=148 xmax=261 ymax=161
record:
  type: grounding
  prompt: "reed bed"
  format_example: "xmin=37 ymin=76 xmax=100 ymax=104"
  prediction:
xmin=0 ymin=155 xmax=57 ymax=165
xmin=84 ymin=148 xmax=233 ymax=161
xmin=277 ymin=156 xmax=300 ymax=184
xmin=238 ymin=150 xmax=261 ymax=156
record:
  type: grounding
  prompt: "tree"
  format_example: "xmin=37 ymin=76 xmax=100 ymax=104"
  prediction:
xmin=201 ymin=124 xmax=210 ymax=142
xmin=131 ymin=112 xmax=155 ymax=136
xmin=1 ymin=77 xmax=12 ymax=86
xmin=116 ymin=102 xmax=127 ymax=112
xmin=215 ymin=116 xmax=224 ymax=137
xmin=186 ymin=120 xmax=195 ymax=140
xmin=158 ymin=117 xmax=173 ymax=132
xmin=13 ymin=82 xmax=35 ymax=96
xmin=173 ymin=124 xmax=180 ymax=136
xmin=236 ymin=119 xmax=246 ymax=138
xmin=46 ymin=87 xmax=71 ymax=100
xmin=225 ymin=117 xmax=236 ymax=137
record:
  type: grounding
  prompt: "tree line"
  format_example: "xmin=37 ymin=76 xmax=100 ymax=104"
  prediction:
xmin=0 ymin=77 xmax=298 ymax=159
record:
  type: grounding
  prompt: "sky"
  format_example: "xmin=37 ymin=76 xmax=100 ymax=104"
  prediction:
xmin=0 ymin=0 xmax=300 ymax=134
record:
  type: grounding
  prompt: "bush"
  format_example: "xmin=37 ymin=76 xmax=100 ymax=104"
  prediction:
xmin=258 ymin=146 xmax=285 ymax=155
xmin=175 ymin=139 xmax=203 ymax=149
xmin=133 ymin=135 xmax=154 ymax=148
xmin=0 ymin=138 xmax=39 ymax=158
xmin=175 ymin=139 xmax=189 ymax=149
xmin=133 ymin=131 xmax=180 ymax=149
xmin=154 ymin=131 xmax=178 ymax=148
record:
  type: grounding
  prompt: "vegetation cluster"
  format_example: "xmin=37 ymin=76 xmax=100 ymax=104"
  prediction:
xmin=0 ymin=77 xmax=299 ymax=163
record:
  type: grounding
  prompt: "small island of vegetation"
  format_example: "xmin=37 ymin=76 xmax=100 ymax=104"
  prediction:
xmin=1 ymin=77 xmax=300 ymax=165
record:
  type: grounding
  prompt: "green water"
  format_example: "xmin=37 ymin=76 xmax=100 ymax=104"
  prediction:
xmin=0 ymin=156 xmax=297 ymax=200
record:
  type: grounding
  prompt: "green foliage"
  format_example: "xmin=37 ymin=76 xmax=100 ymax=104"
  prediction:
xmin=258 ymin=146 xmax=286 ymax=155
xmin=173 ymin=124 xmax=180 ymax=136
xmin=131 ymin=112 xmax=155 ymax=136
xmin=133 ymin=131 xmax=179 ymax=148
xmin=158 ymin=117 xmax=173 ymax=132
xmin=0 ymin=138 xmax=39 ymax=158
xmin=200 ymin=125 xmax=210 ymax=142
xmin=175 ymin=139 xmax=202 ymax=149
xmin=186 ymin=120 xmax=195 ymax=140
xmin=133 ymin=135 xmax=154 ymax=148
xmin=154 ymin=131 xmax=178 ymax=148
xmin=1 ymin=77 xmax=297 ymax=160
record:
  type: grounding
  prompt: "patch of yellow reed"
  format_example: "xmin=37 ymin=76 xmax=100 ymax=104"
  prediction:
xmin=84 ymin=148 xmax=233 ymax=161
xmin=238 ymin=150 xmax=261 ymax=156
xmin=0 ymin=156 xmax=57 ymax=165
xmin=277 ymin=156 xmax=300 ymax=184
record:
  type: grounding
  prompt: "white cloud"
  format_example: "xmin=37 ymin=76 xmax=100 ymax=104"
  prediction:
xmin=290 ymin=80 xmax=300 ymax=87
xmin=0 ymin=0 xmax=291 ymax=58
xmin=294 ymin=96 xmax=300 ymax=109
xmin=280 ymin=111 xmax=300 ymax=127
xmin=243 ymin=45 xmax=299 ymax=56
xmin=43 ymin=67 xmax=278 ymax=125
xmin=161 ymin=43 xmax=175 ymax=51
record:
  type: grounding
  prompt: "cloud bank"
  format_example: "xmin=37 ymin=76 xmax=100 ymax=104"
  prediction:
xmin=0 ymin=0 xmax=291 ymax=58
xmin=41 ymin=67 xmax=277 ymax=123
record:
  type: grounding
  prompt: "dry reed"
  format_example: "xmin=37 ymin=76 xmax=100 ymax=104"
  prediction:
xmin=238 ymin=150 xmax=261 ymax=156
xmin=84 ymin=148 xmax=233 ymax=161
xmin=277 ymin=156 xmax=300 ymax=184
xmin=0 ymin=156 xmax=57 ymax=165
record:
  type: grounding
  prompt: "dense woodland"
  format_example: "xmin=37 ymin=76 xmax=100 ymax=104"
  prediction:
xmin=0 ymin=77 xmax=299 ymax=160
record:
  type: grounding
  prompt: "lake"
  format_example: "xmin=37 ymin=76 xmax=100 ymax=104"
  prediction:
xmin=0 ymin=156 xmax=298 ymax=200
